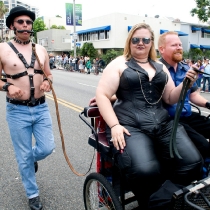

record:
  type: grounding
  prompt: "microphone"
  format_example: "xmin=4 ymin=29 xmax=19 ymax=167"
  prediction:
xmin=17 ymin=30 xmax=34 ymax=34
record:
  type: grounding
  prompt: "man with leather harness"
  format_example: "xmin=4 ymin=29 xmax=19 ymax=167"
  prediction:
xmin=0 ymin=6 xmax=55 ymax=210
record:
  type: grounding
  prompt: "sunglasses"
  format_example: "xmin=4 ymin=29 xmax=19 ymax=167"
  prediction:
xmin=14 ymin=19 xmax=33 ymax=25
xmin=131 ymin=37 xmax=151 ymax=45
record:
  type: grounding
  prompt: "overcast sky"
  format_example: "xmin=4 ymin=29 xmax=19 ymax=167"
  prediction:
xmin=27 ymin=0 xmax=200 ymax=23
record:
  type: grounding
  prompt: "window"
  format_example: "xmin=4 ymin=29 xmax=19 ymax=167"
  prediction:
xmin=77 ymin=28 xmax=110 ymax=41
xmin=83 ymin=33 xmax=87 ymax=41
xmin=92 ymin=32 xmax=98 ymax=40
xmin=99 ymin=30 xmax=105 ymax=39
xmin=105 ymin=31 xmax=109 ymax=39
xmin=204 ymin=33 xmax=210 ymax=38
xmin=62 ymin=38 xmax=71 ymax=43
xmin=87 ymin=33 xmax=91 ymax=41
xmin=201 ymin=31 xmax=210 ymax=38
xmin=39 ymin=39 xmax=48 ymax=46
xmin=78 ymin=34 xmax=83 ymax=41
xmin=191 ymin=30 xmax=196 ymax=33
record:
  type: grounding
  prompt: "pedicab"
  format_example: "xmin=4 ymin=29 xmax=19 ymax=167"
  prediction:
xmin=79 ymin=105 xmax=210 ymax=210
xmin=79 ymin=75 xmax=210 ymax=210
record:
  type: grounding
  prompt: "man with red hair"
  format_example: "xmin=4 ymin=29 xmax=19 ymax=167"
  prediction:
xmin=158 ymin=31 xmax=210 ymax=159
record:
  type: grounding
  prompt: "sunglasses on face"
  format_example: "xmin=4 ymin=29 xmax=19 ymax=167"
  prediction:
xmin=14 ymin=19 xmax=33 ymax=25
xmin=131 ymin=37 xmax=151 ymax=45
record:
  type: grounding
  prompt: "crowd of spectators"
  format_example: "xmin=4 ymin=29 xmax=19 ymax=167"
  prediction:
xmin=185 ymin=58 xmax=210 ymax=93
xmin=48 ymin=53 xmax=106 ymax=75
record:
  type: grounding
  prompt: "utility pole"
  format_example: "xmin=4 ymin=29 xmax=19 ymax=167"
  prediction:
xmin=73 ymin=0 xmax=77 ymax=58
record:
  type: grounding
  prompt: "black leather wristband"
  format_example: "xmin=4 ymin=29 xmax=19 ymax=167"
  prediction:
xmin=2 ymin=82 xmax=13 ymax=91
xmin=43 ymin=78 xmax=53 ymax=84
xmin=205 ymin=102 xmax=210 ymax=109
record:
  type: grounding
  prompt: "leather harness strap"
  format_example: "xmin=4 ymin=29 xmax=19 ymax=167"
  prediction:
xmin=7 ymin=42 xmax=36 ymax=69
xmin=6 ymin=70 xmax=43 ymax=79
xmin=7 ymin=42 xmax=43 ymax=105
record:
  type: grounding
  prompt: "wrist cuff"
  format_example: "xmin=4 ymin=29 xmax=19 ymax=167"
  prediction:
xmin=43 ymin=78 xmax=53 ymax=84
xmin=206 ymin=102 xmax=210 ymax=109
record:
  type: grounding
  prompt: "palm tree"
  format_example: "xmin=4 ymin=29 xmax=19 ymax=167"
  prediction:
xmin=0 ymin=2 xmax=8 ymax=42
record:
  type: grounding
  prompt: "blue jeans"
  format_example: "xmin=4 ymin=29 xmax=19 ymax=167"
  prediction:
xmin=202 ymin=77 xmax=210 ymax=92
xmin=196 ymin=77 xmax=202 ymax=88
xmin=6 ymin=102 xmax=55 ymax=198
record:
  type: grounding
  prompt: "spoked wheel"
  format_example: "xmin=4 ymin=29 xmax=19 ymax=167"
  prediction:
xmin=83 ymin=172 xmax=123 ymax=210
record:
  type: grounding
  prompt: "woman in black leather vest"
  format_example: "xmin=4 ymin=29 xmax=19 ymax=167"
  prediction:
xmin=95 ymin=23 xmax=202 ymax=209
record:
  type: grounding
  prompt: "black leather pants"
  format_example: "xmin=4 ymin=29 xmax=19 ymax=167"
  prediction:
xmin=107 ymin=120 xmax=203 ymax=207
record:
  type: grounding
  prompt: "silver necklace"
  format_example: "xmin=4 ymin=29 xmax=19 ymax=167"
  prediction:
xmin=136 ymin=70 xmax=168 ymax=105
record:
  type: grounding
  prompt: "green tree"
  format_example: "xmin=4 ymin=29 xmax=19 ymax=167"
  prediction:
xmin=57 ymin=25 xmax=66 ymax=29
xmin=191 ymin=0 xmax=210 ymax=22
xmin=189 ymin=48 xmax=203 ymax=61
xmin=33 ymin=17 xmax=47 ymax=43
xmin=183 ymin=51 xmax=190 ymax=59
xmin=80 ymin=42 xmax=97 ymax=59
xmin=103 ymin=49 xmax=123 ymax=64
xmin=203 ymin=49 xmax=210 ymax=58
xmin=50 ymin=24 xmax=58 ymax=29
xmin=0 ymin=1 xmax=8 ymax=42
xmin=56 ymin=15 xmax=62 ymax=18
xmin=50 ymin=25 xmax=65 ymax=29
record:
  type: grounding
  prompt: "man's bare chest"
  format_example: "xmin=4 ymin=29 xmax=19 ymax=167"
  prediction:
xmin=2 ymin=44 xmax=43 ymax=75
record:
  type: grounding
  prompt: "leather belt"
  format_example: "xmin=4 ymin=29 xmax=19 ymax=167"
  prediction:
xmin=6 ymin=95 xmax=45 ymax=107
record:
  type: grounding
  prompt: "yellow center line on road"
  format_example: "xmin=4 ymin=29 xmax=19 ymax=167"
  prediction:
xmin=45 ymin=93 xmax=83 ymax=112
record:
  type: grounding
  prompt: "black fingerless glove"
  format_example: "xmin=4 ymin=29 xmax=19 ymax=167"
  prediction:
xmin=205 ymin=102 xmax=210 ymax=109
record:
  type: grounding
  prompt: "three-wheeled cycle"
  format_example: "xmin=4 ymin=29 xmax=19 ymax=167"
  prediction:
xmin=79 ymin=105 xmax=210 ymax=210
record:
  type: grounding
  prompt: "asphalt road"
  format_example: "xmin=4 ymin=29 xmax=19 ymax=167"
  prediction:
xmin=1 ymin=70 xmax=210 ymax=210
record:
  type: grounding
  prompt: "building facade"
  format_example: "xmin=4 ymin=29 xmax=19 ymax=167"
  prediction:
xmin=37 ymin=29 xmax=71 ymax=54
xmin=73 ymin=13 xmax=210 ymax=54
xmin=36 ymin=12 xmax=210 ymax=56
xmin=180 ymin=22 xmax=210 ymax=51
xmin=0 ymin=0 xmax=39 ymax=40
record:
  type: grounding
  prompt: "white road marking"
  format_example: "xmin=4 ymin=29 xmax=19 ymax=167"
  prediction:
xmin=78 ymin=83 xmax=97 ymax=88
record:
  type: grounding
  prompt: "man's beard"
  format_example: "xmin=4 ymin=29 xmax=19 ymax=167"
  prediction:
xmin=172 ymin=50 xmax=183 ymax=63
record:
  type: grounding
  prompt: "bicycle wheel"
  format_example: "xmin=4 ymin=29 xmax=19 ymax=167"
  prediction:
xmin=83 ymin=172 xmax=123 ymax=210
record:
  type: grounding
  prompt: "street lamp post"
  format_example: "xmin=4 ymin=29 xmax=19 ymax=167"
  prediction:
xmin=73 ymin=0 xmax=77 ymax=58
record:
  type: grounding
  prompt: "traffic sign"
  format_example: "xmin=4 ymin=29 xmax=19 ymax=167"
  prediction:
xmin=72 ymin=33 xmax=78 ymax=39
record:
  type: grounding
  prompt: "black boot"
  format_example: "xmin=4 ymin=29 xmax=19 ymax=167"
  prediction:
xmin=29 ymin=196 xmax=43 ymax=210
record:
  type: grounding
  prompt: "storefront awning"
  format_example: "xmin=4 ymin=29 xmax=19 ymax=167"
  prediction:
xmin=202 ymin=28 xmax=210 ymax=33
xmin=175 ymin=31 xmax=188 ymax=36
xmin=160 ymin=29 xmax=168 ymax=34
xmin=128 ymin=26 xmax=132 ymax=32
xmin=160 ymin=29 xmax=188 ymax=36
xmin=200 ymin=45 xmax=210 ymax=49
xmin=190 ymin=44 xmax=200 ymax=49
xmin=191 ymin=26 xmax=201 ymax=31
xmin=77 ymin=25 xmax=111 ymax=34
